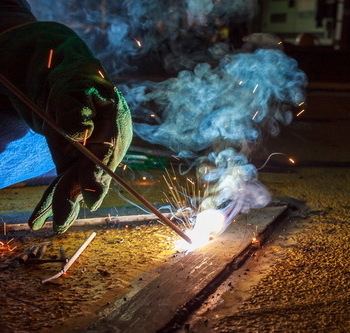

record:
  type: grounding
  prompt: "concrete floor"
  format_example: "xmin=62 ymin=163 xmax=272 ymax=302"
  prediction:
xmin=188 ymin=167 xmax=350 ymax=332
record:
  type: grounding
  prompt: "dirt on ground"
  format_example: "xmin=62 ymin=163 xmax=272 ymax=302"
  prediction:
xmin=189 ymin=166 xmax=350 ymax=332
xmin=0 ymin=223 xmax=177 ymax=332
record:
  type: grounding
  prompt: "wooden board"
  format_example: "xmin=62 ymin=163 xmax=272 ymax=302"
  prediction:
xmin=89 ymin=205 xmax=288 ymax=333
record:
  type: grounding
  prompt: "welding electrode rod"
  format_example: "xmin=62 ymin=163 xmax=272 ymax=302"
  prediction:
xmin=0 ymin=73 xmax=192 ymax=244
xmin=42 ymin=231 xmax=96 ymax=283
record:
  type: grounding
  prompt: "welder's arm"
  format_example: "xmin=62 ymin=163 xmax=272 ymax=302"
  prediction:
xmin=0 ymin=22 xmax=133 ymax=233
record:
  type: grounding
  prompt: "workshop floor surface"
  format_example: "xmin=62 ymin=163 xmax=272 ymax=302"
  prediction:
xmin=1 ymin=166 xmax=349 ymax=332
xmin=190 ymin=166 xmax=350 ymax=332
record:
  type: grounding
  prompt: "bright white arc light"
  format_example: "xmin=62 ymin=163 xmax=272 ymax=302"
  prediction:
xmin=193 ymin=209 xmax=226 ymax=235
xmin=176 ymin=209 xmax=226 ymax=252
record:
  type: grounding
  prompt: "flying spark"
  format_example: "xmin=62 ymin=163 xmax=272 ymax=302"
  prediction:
xmin=47 ymin=49 xmax=54 ymax=68
xmin=82 ymin=129 xmax=89 ymax=146
xmin=257 ymin=152 xmax=297 ymax=170
xmin=253 ymin=84 xmax=259 ymax=93
xmin=133 ymin=37 xmax=142 ymax=47
xmin=252 ymin=111 xmax=259 ymax=120
xmin=98 ymin=70 xmax=105 ymax=78
xmin=296 ymin=109 xmax=305 ymax=117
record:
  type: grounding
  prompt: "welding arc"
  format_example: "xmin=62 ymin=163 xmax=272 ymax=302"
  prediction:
xmin=0 ymin=73 xmax=192 ymax=244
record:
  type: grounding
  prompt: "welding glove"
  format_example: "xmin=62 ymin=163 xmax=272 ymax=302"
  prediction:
xmin=0 ymin=21 xmax=133 ymax=233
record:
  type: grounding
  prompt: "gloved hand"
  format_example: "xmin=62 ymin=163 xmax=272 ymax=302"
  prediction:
xmin=0 ymin=22 xmax=133 ymax=233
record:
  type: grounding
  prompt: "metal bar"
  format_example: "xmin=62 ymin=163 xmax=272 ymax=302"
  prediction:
xmin=0 ymin=73 xmax=191 ymax=244
xmin=4 ymin=213 xmax=173 ymax=233
xmin=42 ymin=231 xmax=96 ymax=283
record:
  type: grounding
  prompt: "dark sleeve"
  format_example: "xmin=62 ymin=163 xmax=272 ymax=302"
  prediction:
xmin=0 ymin=93 xmax=29 ymax=154
xmin=0 ymin=0 xmax=37 ymax=33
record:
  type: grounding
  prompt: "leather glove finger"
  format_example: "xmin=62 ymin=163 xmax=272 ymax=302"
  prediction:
xmin=28 ymin=165 xmax=82 ymax=233
xmin=78 ymin=143 xmax=114 ymax=211
xmin=28 ymin=175 xmax=61 ymax=231
xmin=51 ymin=164 xmax=82 ymax=233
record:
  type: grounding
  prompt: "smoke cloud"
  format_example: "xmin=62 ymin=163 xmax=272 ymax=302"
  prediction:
xmin=129 ymin=50 xmax=305 ymax=157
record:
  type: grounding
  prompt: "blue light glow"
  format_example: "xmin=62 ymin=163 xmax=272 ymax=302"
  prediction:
xmin=0 ymin=130 xmax=54 ymax=188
